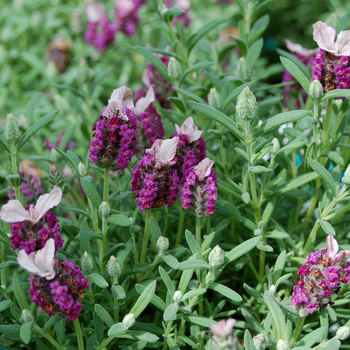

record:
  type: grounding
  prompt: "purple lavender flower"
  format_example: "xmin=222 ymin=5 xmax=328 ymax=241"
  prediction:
xmin=85 ymin=2 xmax=116 ymax=52
xmin=89 ymin=86 xmax=137 ymax=171
xmin=45 ymin=131 xmax=74 ymax=152
xmin=8 ymin=168 xmax=43 ymax=202
xmin=311 ymin=22 xmax=350 ymax=91
xmin=180 ymin=158 xmax=217 ymax=217
xmin=291 ymin=236 xmax=350 ymax=316
xmin=171 ymin=117 xmax=206 ymax=181
xmin=115 ymin=0 xmax=141 ymax=36
xmin=1 ymin=187 xmax=64 ymax=255
xmin=131 ymin=138 xmax=180 ymax=211
xmin=17 ymin=239 xmax=89 ymax=321
xmin=133 ymin=86 xmax=165 ymax=155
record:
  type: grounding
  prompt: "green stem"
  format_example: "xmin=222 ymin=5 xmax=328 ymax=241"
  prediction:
xmin=140 ymin=210 xmax=151 ymax=264
xmin=33 ymin=323 xmax=64 ymax=350
xmin=98 ymin=336 xmax=114 ymax=349
xmin=321 ymin=99 xmax=333 ymax=144
xmin=104 ymin=168 xmax=109 ymax=203
xmin=162 ymin=320 xmax=174 ymax=350
xmin=175 ymin=209 xmax=185 ymax=247
xmin=101 ymin=168 xmax=110 ymax=274
xmin=290 ymin=317 xmax=305 ymax=347
xmin=11 ymin=153 xmax=20 ymax=200
xmin=196 ymin=216 xmax=202 ymax=247
xmin=313 ymin=102 xmax=319 ymax=146
xmin=219 ymin=137 xmax=229 ymax=178
xmin=73 ymin=319 xmax=84 ymax=350
xmin=304 ymin=180 xmax=320 ymax=223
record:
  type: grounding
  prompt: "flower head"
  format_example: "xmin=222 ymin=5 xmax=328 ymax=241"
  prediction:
xmin=17 ymin=238 xmax=56 ymax=280
xmin=1 ymin=186 xmax=62 ymax=224
xmin=313 ymin=21 xmax=350 ymax=56
xmin=208 ymin=319 xmax=236 ymax=338
xmin=208 ymin=319 xmax=238 ymax=350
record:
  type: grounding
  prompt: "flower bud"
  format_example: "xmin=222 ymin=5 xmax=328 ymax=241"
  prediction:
xmin=208 ymin=245 xmax=225 ymax=269
xmin=236 ymin=57 xmax=250 ymax=82
xmin=336 ymin=326 xmax=350 ymax=340
xmin=168 ymin=57 xmax=181 ymax=80
xmin=4 ymin=113 xmax=20 ymax=153
xmin=78 ymin=162 xmax=87 ymax=177
xmin=253 ymin=333 xmax=269 ymax=350
xmin=208 ymin=88 xmax=220 ymax=110
xmin=309 ymin=79 xmax=323 ymax=103
xmin=78 ymin=59 xmax=89 ymax=84
xmin=99 ymin=201 xmax=110 ymax=221
xmin=79 ymin=252 xmax=94 ymax=274
xmin=21 ymin=309 xmax=34 ymax=323
xmin=122 ymin=313 xmax=135 ymax=328
xmin=271 ymin=138 xmax=280 ymax=155
xmin=236 ymin=87 xmax=258 ymax=120
xmin=49 ymin=164 xmax=68 ymax=194
xmin=342 ymin=165 xmax=350 ymax=185
xmin=269 ymin=284 xmax=276 ymax=295
xmin=157 ymin=236 xmax=169 ymax=252
xmin=106 ymin=256 xmax=122 ymax=277
xmin=276 ymin=339 xmax=288 ymax=350
xmin=173 ymin=291 xmax=183 ymax=304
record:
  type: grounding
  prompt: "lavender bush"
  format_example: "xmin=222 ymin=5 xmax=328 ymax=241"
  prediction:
xmin=1 ymin=1 xmax=350 ymax=349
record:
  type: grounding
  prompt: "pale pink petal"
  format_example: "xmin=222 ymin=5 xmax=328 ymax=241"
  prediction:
xmin=86 ymin=2 xmax=105 ymax=22
xmin=176 ymin=117 xmax=203 ymax=143
xmin=116 ymin=0 xmax=134 ymax=16
xmin=193 ymin=158 xmax=214 ymax=181
xmin=0 ymin=200 xmax=30 ymax=223
xmin=17 ymin=250 xmax=42 ymax=276
xmin=34 ymin=186 xmax=62 ymax=223
xmin=108 ymin=86 xmax=133 ymax=105
xmin=335 ymin=30 xmax=350 ymax=55
xmin=157 ymin=137 xmax=179 ymax=168
xmin=284 ymin=39 xmax=319 ymax=57
xmin=134 ymin=85 xmax=155 ymax=115
xmin=313 ymin=21 xmax=337 ymax=53
xmin=107 ymin=86 xmax=134 ymax=120
xmin=327 ymin=235 xmax=339 ymax=260
xmin=34 ymin=239 xmax=56 ymax=280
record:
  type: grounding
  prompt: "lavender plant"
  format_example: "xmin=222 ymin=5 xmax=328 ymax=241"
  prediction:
xmin=1 ymin=1 xmax=350 ymax=350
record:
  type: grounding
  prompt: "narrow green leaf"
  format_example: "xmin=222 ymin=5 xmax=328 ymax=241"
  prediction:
xmin=94 ymin=304 xmax=114 ymax=328
xmin=167 ymin=338 xmax=180 ymax=350
xmin=54 ymin=147 xmax=79 ymax=174
xmin=80 ymin=177 xmax=102 ymax=210
xmin=272 ymin=251 xmax=286 ymax=284
xmin=321 ymin=89 xmax=350 ymax=101
xmin=159 ymin=266 xmax=176 ymax=296
xmin=185 ymin=230 xmax=203 ymax=259
xmin=135 ymin=284 xmax=166 ymax=311
xmin=89 ymin=273 xmax=109 ymax=288
xmin=179 ymin=62 xmax=213 ymax=86
xmin=228 ymin=35 xmax=247 ymax=57
xmin=220 ymin=200 xmax=242 ymax=221
xmin=177 ymin=314 xmax=217 ymax=327
xmin=0 ymin=300 xmax=11 ymax=312
xmin=178 ymin=269 xmax=194 ymax=295
xmin=308 ymin=158 xmax=336 ymax=195
xmin=103 ymin=243 xmax=124 ymax=262
xmin=108 ymin=322 xmax=128 ymax=337
xmin=17 ymin=110 xmax=59 ymax=152
xmin=173 ymin=87 xmax=206 ymax=104
xmin=107 ymin=214 xmax=131 ymax=227
xmin=177 ymin=259 xmax=210 ymax=270
xmin=187 ymin=18 xmax=229 ymax=53
xmin=0 ymin=135 xmax=10 ymax=153
xmin=161 ymin=255 xmax=179 ymax=269
xmin=20 ymin=322 xmax=33 ymax=344
xmin=188 ymin=101 xmax=239 ymax=137
xmin=241 ymin=309 xmax=263 ymax=333
xmin=163 ymin=7 xmax=185 ymax=16
xmin=222 ymin=82 xmax=254 ymax=111
xmin=249 ymin=166 xmax=273 ymax=173
xmin=319 ymin=220 xmax=336 ymax=235
xmin=208 ymin=283 xmax=242 ymax=302
xmin=225 ymin=237 xmax=262 ymax=263
xmin=130 ymin=280 xmax=156 ymax=318
xmin=163 ymin=303 xmax=178 ymax=322
xmin=263 ymin=292 xmax=285 ymax=340
xmin=246 ymin=39 xmax=263 ymax=70
xmin=52 ymin=84 xmax=85 ymax=99
xmin=280 ymin=57 xmax=310 ymax=94
xmin=13 ymin=272 xmax=30 ymax=310
xmin=148 ymin=216 xmax=161 ymax=243
xmin=244 ymin=329 xmax=255 ymax=350
xmin=252 ymin=0 xmax=275 ymax=18
xmin=258 ymin=110 xmax=309 ymax=136
xmin=328 ymin=151 xmax=344 ymax=165
xmin=80 ymin=218 xmax=90 ymax=255
xmin=181 ymin=288 xmax=207 ymax=302
xmin=295 ymin=327 xmax=327 ymax=347
xmin=135 ymin=46 xmax=170 ymax=82
xmin=0 ymin=324 xmax=21 ymax=334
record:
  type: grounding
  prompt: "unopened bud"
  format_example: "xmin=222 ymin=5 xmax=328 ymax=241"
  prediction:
xmin=276 ymin=339 xmax=288 ymax=350
xmin=208 ymin=245 xmax=225 ymax=269
xmin=106 ymin=256 xmax=122 ymax=277
xmin=99 ymin=201 xmax=110 ymax=221
xmin=49 ymin=164 xmax=68 ymax=194
xmin=208 ymin=88 xmax=220 ymax=110
xmin=269 ymin=284 xmax=275 ymax=295
xmin=78 ymin=162 xmax=87 ymax=177
xmin=336 ymin=326 xmax=350 ymax=340
xmin=4 ymin=113 xmax=20 ymax=153
xmin=157 ymin=236 xmax=169 ymax=252
xmin=122 ymin=313 xmax=135 ymax=328
xmin=253 ymin=333 xmax=269 ymax=350
xmin=271 ymin=138 xmax=280 ymax=155
xmin=173 ymin=291 xmax=183 ymax=304
xmin=342 ymin=165 xmax=350 ymax=185
xmin=168 ymin=57 xmax=181 ymax=80
xmin=309 ymin=79 xmax=323 ymax=102
xmin=21 ymin=309 xmax=34 ymax=323
xmin=80 ymin=252 xmax=94 ymax=274
xmin=236 ymin=57 xmax=250 ymax=82
xmin=236 ymin=87 xmax=258 ymax=120
xmin=78 ymin=59 xmax=89 ymax=84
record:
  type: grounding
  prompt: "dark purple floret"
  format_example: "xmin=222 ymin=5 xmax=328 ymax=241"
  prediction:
xmin=8 ymin=171 xmax=43 ymax=202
